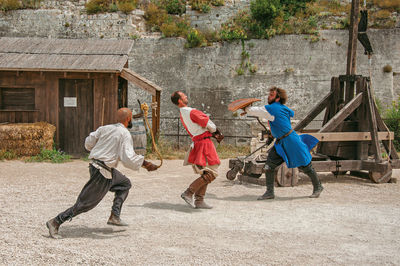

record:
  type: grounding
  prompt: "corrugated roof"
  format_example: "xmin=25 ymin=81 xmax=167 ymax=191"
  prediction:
xmin=0 ymin=37 xmax=134 ymax=72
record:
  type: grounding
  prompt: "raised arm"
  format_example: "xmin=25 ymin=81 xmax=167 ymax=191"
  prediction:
xmin=245 ymin=106 xmax=275 ymax=121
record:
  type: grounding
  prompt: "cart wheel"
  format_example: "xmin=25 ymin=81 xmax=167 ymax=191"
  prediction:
xmin=276 ymin=164 xmax=298 ymax=187
xmin=369 ymin=167 xmax=392 ymax=184
xmin=331 ymin=171 xmax=347 ymax=176
xmin=226 ymin=169 xmax=238 ymax=180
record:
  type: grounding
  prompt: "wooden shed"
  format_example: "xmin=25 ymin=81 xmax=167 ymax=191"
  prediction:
xmin=0 ymin=37 xmax=162 ymax=157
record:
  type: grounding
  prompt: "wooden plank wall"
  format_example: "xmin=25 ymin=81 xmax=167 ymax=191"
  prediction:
xmin=0 ymin=71 xmax=118 ymax=145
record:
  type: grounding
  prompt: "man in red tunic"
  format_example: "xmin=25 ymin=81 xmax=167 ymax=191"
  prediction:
xmin=171 ymin=91 xmax=221 ymax=209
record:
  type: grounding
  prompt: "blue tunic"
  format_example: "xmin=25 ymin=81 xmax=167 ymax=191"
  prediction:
xmin=265 ymin=102 xmax=318 ymax=168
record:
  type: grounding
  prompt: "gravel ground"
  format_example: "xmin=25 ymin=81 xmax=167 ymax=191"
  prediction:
xmin=0 ymin=159 xmax=399 ymax=265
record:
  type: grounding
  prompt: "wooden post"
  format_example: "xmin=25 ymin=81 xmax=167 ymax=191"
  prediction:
xmin=365 ymin=81 xmax=382 ymax=162
xmin=151 ymin=90 xmax=161 ymax=142
xmin=356 ymin=77 xmax=369 ymax=160
xmin=345 ymin=0 xmax=360 ymax=103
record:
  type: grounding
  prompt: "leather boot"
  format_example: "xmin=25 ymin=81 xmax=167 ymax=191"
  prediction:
xmin=181 ymin=176 xmax=208 ymax=208
xmin=194 ymin=184 xmax=212 ymax=209
xmin=46 ymin=218 xmax=61 ymax=239
xmin=302 ymin=164 xmax=324 ymax=198
xmin=257 ymin=170 xmax=275 ymax=200
xmin=107 ymin=212 xmax=128 ymax=226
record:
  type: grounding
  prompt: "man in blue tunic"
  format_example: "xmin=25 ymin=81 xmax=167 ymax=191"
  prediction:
xmin=244 ymin=86 xmax=323 ymax=200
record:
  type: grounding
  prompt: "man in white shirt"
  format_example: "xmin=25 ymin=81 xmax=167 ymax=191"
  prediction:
xmin=46 ymin=108 xmax=157 ymax=239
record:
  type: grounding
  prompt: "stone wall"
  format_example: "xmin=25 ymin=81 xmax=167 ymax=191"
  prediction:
xmin=0 ymin=0 xmax=146 ymax=39
xmin=187 ymin=0 xmax=249 ymax=31
xmin=127 ymin=29 xmax=400 ymax=145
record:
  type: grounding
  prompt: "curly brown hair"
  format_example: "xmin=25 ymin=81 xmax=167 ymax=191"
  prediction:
xmin=269 ymin=86 xmax=287 ymax=105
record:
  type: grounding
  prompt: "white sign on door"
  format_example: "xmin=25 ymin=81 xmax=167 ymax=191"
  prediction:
xmin=64 ymin=97 xmax=77 ymax=107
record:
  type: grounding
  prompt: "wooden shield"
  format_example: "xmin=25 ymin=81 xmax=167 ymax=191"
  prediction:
xmin=228 ymin=98 xmax=261 ymax=112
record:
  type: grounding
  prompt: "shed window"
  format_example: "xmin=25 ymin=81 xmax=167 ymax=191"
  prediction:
xmin=0 ymin=88 xmax=35 ymax=110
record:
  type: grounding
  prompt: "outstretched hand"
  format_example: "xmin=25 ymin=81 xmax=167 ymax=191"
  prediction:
xmin=142 ymin=160 xmax=158 ymax=171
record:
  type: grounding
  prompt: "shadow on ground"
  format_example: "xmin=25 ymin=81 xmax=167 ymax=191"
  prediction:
xmin=44 ymin=226 xmax=128 ymax=240
xmin=129 ymin=202 xmax=201 ymax=213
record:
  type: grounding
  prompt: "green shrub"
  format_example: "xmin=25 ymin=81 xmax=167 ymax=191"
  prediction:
xmin=186 ymin=28 xmax=206 ymax=48
xmin=211 ymin=0 xmax=224 ymax=6
xmin=144 ymin=3 xmax=169 ymax=31
xmin=85 ymin=0 xmax=136 ymax=14
xmin=370 ymin=0 xmax=400 ymax=12
xmin=219 ymin=10 xmax=267 ymax=41
xmin=109 ymin=3 xmax=118 ymax=12
xmin=161 ymin=19 xmax=190 ymax=37
xmin=250 ymin=0 xmax=281 ymax=28
xmin=117 ymin=1 xmax=135 ymax=13
xmin=0 ymin=0 xmax=21 ymax=11
xmin=86 ymin=0 xmax=109 ymax=14
xmin=200 ymin=3 xmax=210 ymax=13
xmin=26 ymin=148 xmax=71 ymax=163
xmin=164 ymin=0 xmax=186 ymax=15
xmin=383 ymin=99 xmax=400 ymax=151
xmin=281 ymin=0 xmax=314 ymax=16
xmin=21 ymin=0 xmax=42 ymax=8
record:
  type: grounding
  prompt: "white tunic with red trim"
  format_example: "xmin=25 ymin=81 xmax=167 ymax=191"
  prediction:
xmin=180 ymin=107 xmax=220 ymax=166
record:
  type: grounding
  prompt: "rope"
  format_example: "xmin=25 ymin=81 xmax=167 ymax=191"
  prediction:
xmin=141 ymin=103 xmax=163 ymax=169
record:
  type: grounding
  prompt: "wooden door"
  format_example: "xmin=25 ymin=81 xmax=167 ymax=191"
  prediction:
xmin=59 ymin=79 xmax=94 ymax=157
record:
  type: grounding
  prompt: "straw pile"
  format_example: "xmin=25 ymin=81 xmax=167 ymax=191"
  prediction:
xmin=0 ymin=122 xmax=56 ymax=156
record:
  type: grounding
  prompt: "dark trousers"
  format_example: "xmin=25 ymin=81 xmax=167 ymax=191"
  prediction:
xmin=265 ymin=146 xmax=311 ymax=172
xmin=56 ymin=164 xmax=131 ymax=224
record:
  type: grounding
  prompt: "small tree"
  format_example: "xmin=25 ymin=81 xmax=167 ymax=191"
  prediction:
xmin=250 ymin=0 xmax=281 ymax=28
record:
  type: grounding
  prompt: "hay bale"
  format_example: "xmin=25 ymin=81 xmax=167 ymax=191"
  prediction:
xmin=0 ymin=122 xmax=56 ymax=156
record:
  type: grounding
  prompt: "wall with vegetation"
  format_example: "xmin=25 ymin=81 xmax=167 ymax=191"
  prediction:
xmin=127 ymin=29 xmax=400 ymax=144
xmin=0 ymin=0 xmax=399 ymax=145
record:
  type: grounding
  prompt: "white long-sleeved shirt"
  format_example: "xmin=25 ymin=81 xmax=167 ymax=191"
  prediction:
xmin=245 ymin=106 xmax=275 ymax=121
xmin=85 ymin=123 xmax=144 ymax=172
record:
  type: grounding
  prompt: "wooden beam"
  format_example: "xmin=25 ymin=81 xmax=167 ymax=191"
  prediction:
xmin=345 ymin=0 xmax=360 ymax=103
xmin=294 ymin=90 xmax=333 ymax=131
xmin=366 ymin=81 xmax=382 ymax=162
xmin=120 ymin=68 xmax=162 ymax=97
xmin=302 ymin=132 xmax=394 ymax=142
xmin=361 ymin=160 xmax=390 ymax=172
xmin=151 ymin=91 xmax=161 ymax=141
xmin=356 ymin=78 xmax=369 ymax=160
xmin=319 ymin=92 xmax=363 ymax=132
xmin=346 ymin=0 xmax=360 ymax=76
xmin=312 ymin=160 xmax=362 ymax=172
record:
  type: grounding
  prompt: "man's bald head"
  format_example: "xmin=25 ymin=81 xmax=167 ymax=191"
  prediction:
xmin=117 ymin=108 xmax=132 ymax=124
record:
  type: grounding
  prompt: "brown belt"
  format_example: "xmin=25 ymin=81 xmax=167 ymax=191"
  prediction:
xmin=276 ymin=129 xmax=293 ymax=142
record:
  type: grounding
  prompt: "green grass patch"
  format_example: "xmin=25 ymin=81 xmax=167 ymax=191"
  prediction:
xmin=0 ymin=149 xmax=17 ymax=160
xmin=26 ymin=149 xmax=72 ymax=163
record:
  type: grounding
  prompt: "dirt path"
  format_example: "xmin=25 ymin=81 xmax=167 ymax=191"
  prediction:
xmin=0 ymin=159 xmax=399 ymax=265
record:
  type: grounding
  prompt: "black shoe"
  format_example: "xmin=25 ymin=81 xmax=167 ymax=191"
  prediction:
xmin=46 ymin=218 xmax=61 ymax=239
xmin=309 ymin=186 xmax=324 ymax=198
xmin=107 ymin=213 xmax=128 ymax=226
xmin=257 ymin=191 xmax=275 ymax=200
